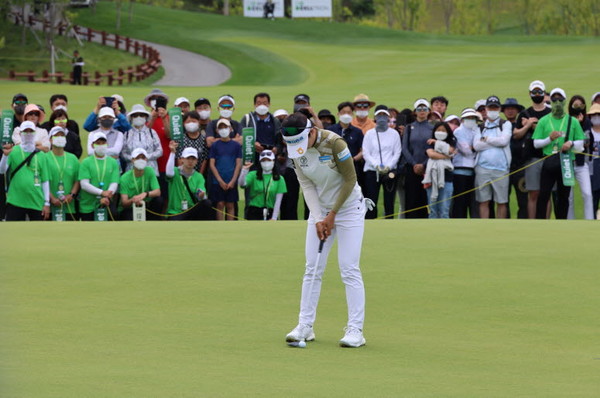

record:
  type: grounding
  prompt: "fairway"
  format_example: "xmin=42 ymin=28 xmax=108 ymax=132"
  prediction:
xmin=1 ymin=221 xmax=598 ymax=397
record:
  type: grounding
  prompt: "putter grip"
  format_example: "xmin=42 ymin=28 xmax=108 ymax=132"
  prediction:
xmin=318 ymin=239 xmax=325 ymax=253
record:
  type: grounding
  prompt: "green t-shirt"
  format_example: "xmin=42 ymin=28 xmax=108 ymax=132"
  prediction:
xmin=532 ymin=114 xmax=585 ymax=159
xmin=6 ymin=146 xmax=48 ymax=211
xmin=119 ymin=167 xmax=160 ymax=210
xmin=46 ymin=151 xmax=80 ymax=214
xmin=78 ymin=156 xmax=120 ymax=213
xmin=167 ymin=167 xmax=206 ymax=215
xmin=245 ymin=171 xmax=287 ymax=209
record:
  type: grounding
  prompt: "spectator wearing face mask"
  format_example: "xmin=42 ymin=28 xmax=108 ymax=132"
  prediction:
xmin=83 ymin=95 xmax=131 ymax=134
xmin=451 ymin=108 xmax=479 ymax=219
xmin=240 ymin=92 xmax=281 ymax=167
xmin=362 ymin=105 xmax=401 ymax=219
xmin=0 ymin=121 xmax=51 ymax=221
xmin=144 ymin=89 xmax=171 ymax=180
xmin=86 ymin=107 xmax=124 ymax=161
xmin=514 ymin=80 xmax=552 ymax=219
xmin=46 ymin=126 xmax=80 ymax=221
xmin=194 ymin=97 xmax=212 ymax=136
xmin=121 ymin=104 xmax=162 ymax=176
xmin=317 ymin=109 xmax=336 ymax=129
xmin=567 ymin=95 xmax=594 ymax=220
xmin=238 ymin=150 xmax=287 ymax=220
xmin=533 ymin=88 xmax=585 ymax=220
xmin=475 ymin=99 xmax=487 ymax=122
xmin=431 ymin=96 xmax=449 ymax=118
xmin=46 ymin=108 xmax=82 ymax=158
xmin=206 ymin=95 xmax=242 ymax=148
xmin=402 ymin=99 xmax=433 ymax=218
xmin=473 ymin=96 xmax=513 ymax=219
xmin=166 ymin=143 xmax=212 ymax=220
xmin=177 ymin=111 xmax=208 ymax=174
xmin=351 ymin=94 xmax=376 ymax=134
xmin=423 ymin=122 xmax=456 ymax=219
xmin=174 ymin=97 xmax=191 ymax=115
xmin=79 ymin=132 xmax=120 ymax=221
xmin=119 ymin=148 xmax=163 ymax=221
xmin=587 ymin=104 xmax=600 ymax=217
xmin=12 ymin=104 xmax=50 ymax=152
xmin=328 ymin=102 xmax=365 ymax=193
xmin=209 ymin=118 xmax=242 ymax=220
xmin=11 ymin=93 xmax=28 ymax=126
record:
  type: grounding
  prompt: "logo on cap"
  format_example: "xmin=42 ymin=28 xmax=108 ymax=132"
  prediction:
xmin=297 ymin=147 xmax=304 ymax=155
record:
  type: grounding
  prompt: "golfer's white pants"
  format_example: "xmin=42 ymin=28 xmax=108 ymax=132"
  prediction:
xmin=568 ymin=165 xmax=594 ymax=220
xmin=298 ymin=198 xmax=366 ymax=330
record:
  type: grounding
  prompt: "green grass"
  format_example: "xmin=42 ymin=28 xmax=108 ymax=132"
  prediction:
xmin=0 ymin=27 xmax=147 ymax=80
xmin=1 ymin=221 xmax=599 ymax=397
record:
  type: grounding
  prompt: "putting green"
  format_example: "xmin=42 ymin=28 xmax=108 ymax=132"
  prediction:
xmin=1 ymin=220 xmax=598 ymax=397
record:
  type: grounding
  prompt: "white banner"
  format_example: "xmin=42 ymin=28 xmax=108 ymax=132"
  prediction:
xmin=291 ymin=0 xmax=332 ymax=18
xmin=243 ymin=0 xmax=285 ymax=18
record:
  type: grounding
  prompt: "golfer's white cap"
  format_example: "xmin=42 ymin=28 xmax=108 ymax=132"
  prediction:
xmin=529 ymin=80 xmax=545 ymax=92
xmin=273 ymin=109 xmax=288 ymax=118
xmin=550 ymin=88 xmax=566 ymax=99
xmin=174 ymin=97 xmax=190 ymax=106
xmin=131 ymin=148 xmax=148 ymax=159
xmin=474 ymin=99 xmax=486 ymax=110
xmin=413 ymin=99 xmax=430 ymax=110
xmin=98 ymin=107 xmax=115 ymax=119
xmin=282 ymin=119 xmax=312 ymax=159
xmin=181 ymin=147 xmax=198 ymax=159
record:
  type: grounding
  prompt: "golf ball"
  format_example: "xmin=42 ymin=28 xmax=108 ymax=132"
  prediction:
xmin=298 ymin=341 xmax=306 ymax=348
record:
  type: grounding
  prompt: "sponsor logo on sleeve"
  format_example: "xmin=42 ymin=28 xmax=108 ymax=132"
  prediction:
xmin=337 ymin=148 xmax=351 ymax=162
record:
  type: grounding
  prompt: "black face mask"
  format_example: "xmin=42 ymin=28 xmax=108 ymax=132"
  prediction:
xmin=531 ymin=95 xmax=545 ymax=104
xmin=293 ymin=103 xmax=307 ymax=113
xmin=14 ymin=105 xmax=25 ymax=115
xmin=100 ymin=119 xmax=114 ymax=129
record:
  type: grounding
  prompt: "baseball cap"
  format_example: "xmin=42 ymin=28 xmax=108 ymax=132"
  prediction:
xmin=460 ymin=108 xmax=479 ymax=119
xmin=591 ymin=92 xmax=600 ymax=103
xmin=13 ymin=93 xmax=28 ymax=103
xmin=181 ymin=147 xmax=198 ymax=159
xmin=294 ymin=94 xmax=310 ymax=104
xmin=550 ymin=88 xmax=566 ymax=99
xmin=216 ymin=118 xmax=231 ymax=127
xmin=92 ymin=131 xmax=107 ymax=142
xmin=486 ymin=95 xmax=501 ymax=107
xmin=131 ymin=148 xmax=149 ymax=159
xmin=281 ymin=115 xmax=312 ymax=159
xmin=174 ymin=97 xmax=190 ymax=106
xmin=19 ymin=121 xmax=36 ymax=131
xmin=98 ymin=107 xmax=116 ymax=119
xmin=529 ymin=80 xmax=546 ymax=92
xmin=273 ymin=109 xmax=288 ymax=118
xmin=194 ymin=98 xmax=211 ymax=108
xmin=413 ymin=99 xmax=430 ymax=110
xmin=218 ymin=95 xmax=235 ymax=106
xmin=474 ymin=99 xmax=486 ymax=110
xmin=49 ymin=126 xmax=67 ymax=137
xmin=111 ymin=94 xmax=124 ymax=104
xmin=259 ymin=150 xmax=275 ymax=161
xmin=317 ymin=109 xmax=336 ymax=124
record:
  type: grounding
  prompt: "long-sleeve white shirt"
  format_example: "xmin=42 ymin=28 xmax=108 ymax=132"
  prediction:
xmin=362 ymin=127 xmax=401 ymax=172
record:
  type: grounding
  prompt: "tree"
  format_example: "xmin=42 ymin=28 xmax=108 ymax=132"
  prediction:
xmin=440 ymin=0 xmax=455 ymax=34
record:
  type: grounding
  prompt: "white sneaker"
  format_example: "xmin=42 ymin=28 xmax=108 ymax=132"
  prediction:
xmin=339 ymin=326 xmax=366 ymax=347
xmin=286 ymin=323 xmax=315 ymax=342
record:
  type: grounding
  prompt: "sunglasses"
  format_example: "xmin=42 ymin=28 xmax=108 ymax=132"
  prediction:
xmin=415 ymin=106 xmax=429 ymax=112
xmin=530 ymin=89 xmax=544 ymax=96
xmin=571 ymin=104 xmax=586 ymax=110
xmin=551 ymin=97 xmax=565 ymax=103
xmin=220 ymin=104 xmax=233 ymax=109
xmin=27 ymin=112 xmax=40 ymax=117
xmin=14 ymin=100 xmax=27 ymax=105
xmin=355 ymin=103 xmax=370 ymax=109
xmin=54 ymin=119 xmax=68 ymax=124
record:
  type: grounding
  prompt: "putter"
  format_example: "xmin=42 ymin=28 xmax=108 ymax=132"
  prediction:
xmin=304 ymin=237 xmax=326 ymax=330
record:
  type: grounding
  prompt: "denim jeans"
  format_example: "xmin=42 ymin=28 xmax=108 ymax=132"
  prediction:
xmin=426 ymin=182 xmax=454 ymax=218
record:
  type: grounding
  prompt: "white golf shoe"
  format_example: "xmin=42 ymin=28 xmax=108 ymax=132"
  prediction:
xmin=339 ymin=326 xmax=366 ymax=348
xmin=286 ymin=323 xmax=315 ymax=342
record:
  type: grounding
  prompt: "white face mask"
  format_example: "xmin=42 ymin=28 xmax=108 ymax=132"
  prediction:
xmin=21 ymin=132 xmax=36 ymax=152
xmin=356 ymin=110 xmax=369 ymax=118
xmin=462 ymin=119 xmax=477 ymax=130
xmin=185 ymin=122 xmax=200 ymax=133
xmin=339 ymin=114 xmax=353 ymax=124
xmin=133 ymin=159 xmax=147 ymax=170
xmin=94 ymin=144 xmax=108 ymax=157
xmin=218 ymin=128 xmax=230 ymax=138
xmin=132 ymin=116 xmax=146 ymax=128
xmin=219 ymin=109 xmax=233 ymax=118
xmin=261 ymin=160 xmax=274 ymax=173
xmin=591 ymin=115 xmax=600 ymax=126
xmin=487 ymin=110 xmax=500 ymax=121
xmin=52 ymin=136 xmax=67 ymax=148
xmin=198 ymin=110 xmax=211 ymax=120
xmin=434 ymin=131 xmax=448 ymax=141
xmin=255 ymin=105 xmax=269 ymax=116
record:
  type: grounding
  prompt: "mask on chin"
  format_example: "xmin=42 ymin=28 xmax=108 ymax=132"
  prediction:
xmin=551 ymin=100 xmax=566 ymax=118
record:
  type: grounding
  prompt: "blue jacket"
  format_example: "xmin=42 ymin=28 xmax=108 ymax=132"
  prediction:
xmin=83 ymin=111 xmax=131 ymax=134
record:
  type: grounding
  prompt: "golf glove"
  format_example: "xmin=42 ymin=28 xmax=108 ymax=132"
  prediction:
xmin=364 ymin=198 xmax=375 ymax=211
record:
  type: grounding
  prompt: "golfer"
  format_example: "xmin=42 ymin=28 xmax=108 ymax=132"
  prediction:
xmin=283 ymin=112 xmax=369 ymax=348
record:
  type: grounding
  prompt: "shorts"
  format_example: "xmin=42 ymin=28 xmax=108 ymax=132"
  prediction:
xmin=210 ymin=184 xmax=239 ymax=203
xmin=524 ymin=158 xmax=543 ymax=191
xmin=474 ymin=166 xmax=509 ymax=204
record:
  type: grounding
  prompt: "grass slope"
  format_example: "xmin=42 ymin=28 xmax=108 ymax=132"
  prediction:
xmin=1 ymin=220 xmax=599 ymax=397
